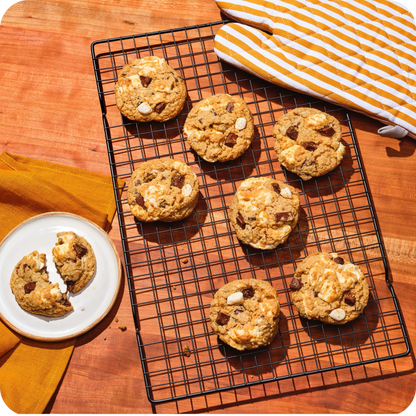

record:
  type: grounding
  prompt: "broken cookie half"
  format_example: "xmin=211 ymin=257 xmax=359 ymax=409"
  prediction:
xmin=10 ymin=251 xmax=73 ymax=317
xmin=52 ymin=231 xmax=96 ymax=294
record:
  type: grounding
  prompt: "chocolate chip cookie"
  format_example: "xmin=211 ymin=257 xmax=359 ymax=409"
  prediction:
xmin=229 ymin=176 xmax=300 ymax=250
xmin=127 ymin=157 xmax=199 ymax=222
xmin=10 ymin=251 xmax=73 ymax=317
xmin=52 ymin=231 xmax=96 ymax=294
xmin=290 ymin=252 xmax=369 ymax=324
xmin=183 ymin=93 xmax=254 ymax=162
xmin=210 ymin=279 xmax=280 ymax=351
xmin=115 ymin=55 xmax=187 ymax=122
xmin=273 ymin=107 xmax=345 ymax=180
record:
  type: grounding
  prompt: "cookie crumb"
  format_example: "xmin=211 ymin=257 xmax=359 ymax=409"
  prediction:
xmin=118 ymin=324 xmax=127 ymax=331
xmin=183 ymin=345 xmax=191 ymax=357
xmin=172 ymin=285 xmax=177 ymax=290
xmin=181 ymin=258 xmax=189 ymax=264
xmin=115 ymin=317 xmax=119 ymax=323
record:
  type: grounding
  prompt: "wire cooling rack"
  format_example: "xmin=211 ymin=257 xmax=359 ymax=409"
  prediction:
xmin=91 ymin=21 xmax=410 ymax=403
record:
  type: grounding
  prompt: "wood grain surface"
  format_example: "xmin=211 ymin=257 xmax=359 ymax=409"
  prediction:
xmin=1 ymin=0 xmax=415 ymax=413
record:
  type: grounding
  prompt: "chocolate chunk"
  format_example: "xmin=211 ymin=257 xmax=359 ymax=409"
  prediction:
xmin=224 ymin=133 xmax=237 ymax=147
xmin=236 ymin=213 xmax=246 ymax=229
xmin=155 ymin=102 xmax=166 ymax=114
xmin=63 ymin=300 xmax=72 ymax=306
xmin=226 ymin=102 xmax=234 ymax=113
xmin=233 ymin=306 xmax=244 ymax=315
xmin=143 ymin=172 xmax=157 ymax=183
xmin=272 ymin=183 xmax=281 ymax=194
xmin=171 ymin=173 xmax=185 ymax=188
xmin=334 ymin=257 xmax=344 ymax=265
xmin=215 ymin=312 xmax=230 ymax=325
xmin=140 ymin=76 xmax=152 ymax=87
xmin=66 ymin=280 xmax=76 ymax=292
xmin=303 ymin=141 xmax=318 ymax=151
xmin=344 ymin=291 xmax=356 ymax=305
xmin=318 ymin=125 xmax=335 ymax=136
xmin=289 ymin=278 xmax=303 ymax=291
xmin=242 ymin=286 xmax=255 ymax=299
xmin=136 ymin=194 xmax=145 ymax=208
xmin=275 ymin=211 xmax=293 ymax=222
xmin=24 ymin=282 xmax=36 ymax=294
xmin=286 ymin=125 xmax=298 ymax=140
xmin=74 ymin=243 xmax=87 ymax=259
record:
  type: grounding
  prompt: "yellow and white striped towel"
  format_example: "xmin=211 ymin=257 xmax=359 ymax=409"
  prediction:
xmin=214 ymin=0 xmax=416 ymax=139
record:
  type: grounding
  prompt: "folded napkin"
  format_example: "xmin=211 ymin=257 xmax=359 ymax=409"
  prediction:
xmin=0 ymin=152 xmax=124 ymax=414
xmin=214 ymin=0 xmax=416 ymax=140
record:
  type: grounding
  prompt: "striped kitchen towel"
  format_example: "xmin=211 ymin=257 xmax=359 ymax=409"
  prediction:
xmin=214 ymin=0 xmax=416 ymax=139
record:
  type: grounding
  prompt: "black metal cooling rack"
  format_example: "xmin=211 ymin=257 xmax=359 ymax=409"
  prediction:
xmin=91 ymin=20 xmax=410 ymax=404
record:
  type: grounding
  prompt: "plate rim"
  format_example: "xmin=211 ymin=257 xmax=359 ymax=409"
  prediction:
xmin=0 ymin=211 xmax=122 ymax=342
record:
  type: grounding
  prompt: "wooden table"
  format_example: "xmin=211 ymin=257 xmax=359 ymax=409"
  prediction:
xmin=1 ymin=0 xmax=415 ymax=413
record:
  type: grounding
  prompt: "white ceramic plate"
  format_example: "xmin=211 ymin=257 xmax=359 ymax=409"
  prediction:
xmin=0 ymin=212 xmax=121 ymax=341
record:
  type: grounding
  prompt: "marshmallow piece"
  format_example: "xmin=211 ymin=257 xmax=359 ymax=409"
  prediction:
xmin=281 ymin=144 xmax=304 ymax=164
xmin=137 ymin=102 xmax=152 ymax=115
xmin=337 ymin=142 xmax=346 ymax=156
xmin=280 ymin=187 xmax=292 ymax=198
xmin=235 ymin=117 xmax=247 ymax=130
xmin=148 ymin=197 xmax=157 ymax=207
xmin=306 ymin=113 xmax=327 ymax=128
xmin=28 ymin=252 xmax=46 ymax=271
xmin=227 ymin=291 xmax=244 ymax=305
xmin=182 ymin=184 xmax=193 ymax=197
xmin=50 ymin=286 xmax=61 ymax=297
xmin=329 ymin=308 xmax=346 ymax=321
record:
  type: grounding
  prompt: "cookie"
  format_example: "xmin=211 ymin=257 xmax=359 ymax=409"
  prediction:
xmin=52 ymin=231 xmax=96 ymax=294
xmin=10 ymin=251 xmax=73 ymax=317
xmin=114 ymin=55 xmax=187 ymax=122
xmin=229 ymin=176 xmax=300 ymax=250
xmin=127 ymin=157 xmax=199 ymax=222
xmin=290 ymin=252 xmax=369 ymax=324
xmin=183 ymin=93 xmax=254 ymax=162
xmin=210 ymin=279 xmax=280 ymax=351
xmin=273 ymin=107 xmax=345 ymax=180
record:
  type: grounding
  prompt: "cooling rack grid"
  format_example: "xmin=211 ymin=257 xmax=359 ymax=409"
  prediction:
xmin=91 ymin=20 xmax=410 ymax=403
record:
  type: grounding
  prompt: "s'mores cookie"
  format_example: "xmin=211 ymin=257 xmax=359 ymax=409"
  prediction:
xmin=115 ymin=55 xmax=187 ymax=122
xmin=210 ymin=279 xmax=280 ymax=351
xmin=52 ymin=231 xmax=96 ymax=294
xmin=127 ymin=158 xmax=199 ymax=222
xmin=183 ymin=93 xmax=254 ymax=162
xmin=10 ymin=251 xmax=73 ymax=317
xmin=290 ymin=252 xmax=369 ymax=324
xmin=273 ymin=107 xmax=345 ymax=180
xmin=229 ymin=177 xmax=300 ymax=250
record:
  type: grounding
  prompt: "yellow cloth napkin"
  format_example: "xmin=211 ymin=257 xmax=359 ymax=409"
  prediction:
xmin=0 ymin=152 xmax=124 ymax=413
